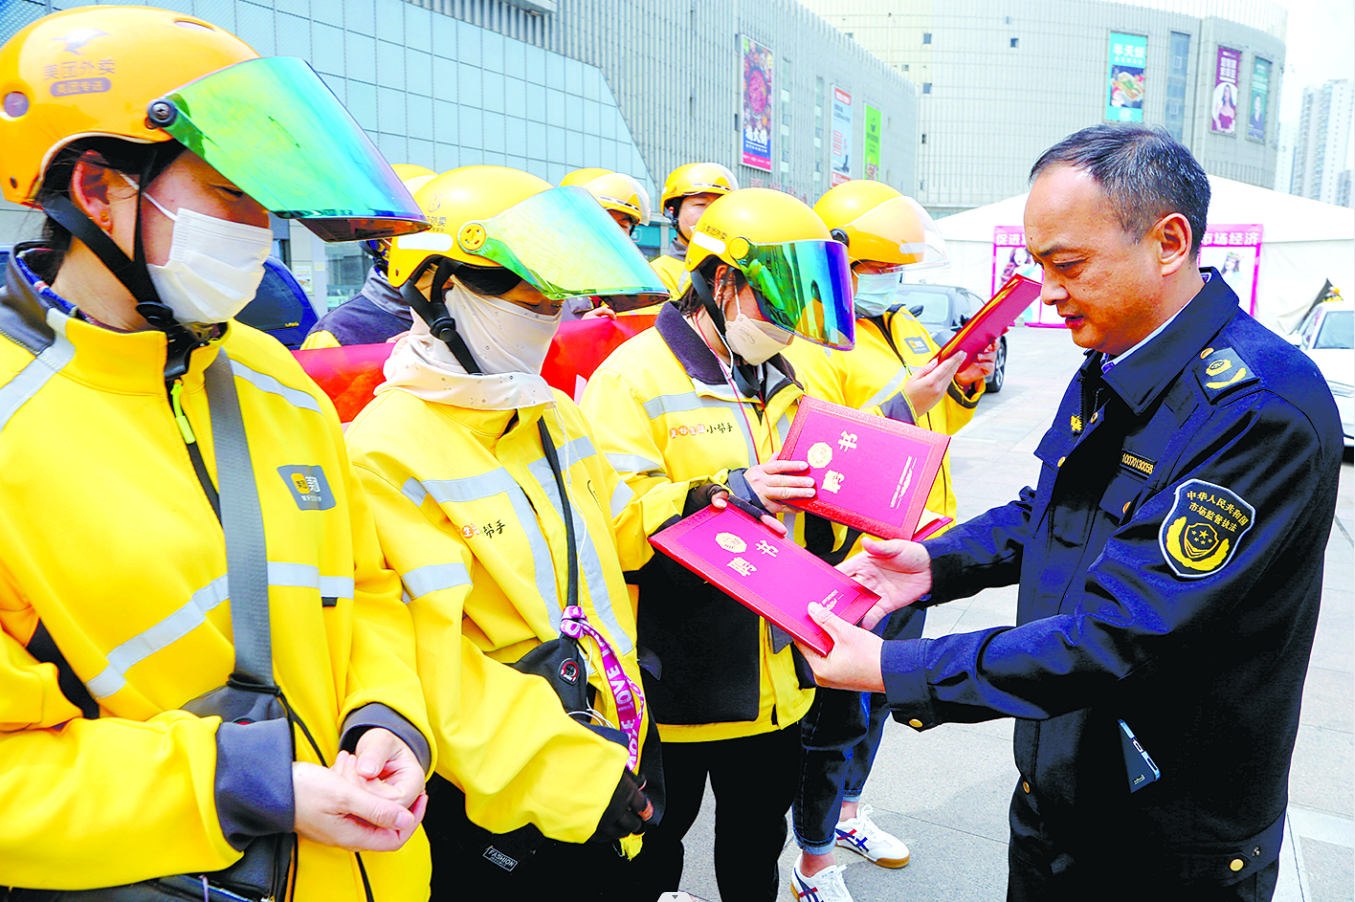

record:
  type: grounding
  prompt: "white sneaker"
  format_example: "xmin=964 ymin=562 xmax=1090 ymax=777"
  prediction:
xmin=790 ymin=856 xmax=853 ymax=902
xmin=834 ymin=804 xmax=911 ymax=868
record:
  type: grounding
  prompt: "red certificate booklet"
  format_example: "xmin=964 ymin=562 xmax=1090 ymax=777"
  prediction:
xmin=649 ymin=504 xmax=880 ymax=655
xmin=933 ymin=274 xmax=1041 ymax=365
xmin=778 ymin=396 xmax=951 ymax=540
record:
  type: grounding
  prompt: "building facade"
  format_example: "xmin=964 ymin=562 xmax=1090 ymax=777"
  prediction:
xmin=1289 ymin=79 xmax=1354 ymax=208
xmin=1 ymin=0 xmax=917 ymax=310
xmin=798 ymin=0 xmax=1287 ymax=215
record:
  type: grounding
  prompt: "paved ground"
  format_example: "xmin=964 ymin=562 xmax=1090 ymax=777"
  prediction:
xmin=675 ymin=325 xmax=1354 ymax=901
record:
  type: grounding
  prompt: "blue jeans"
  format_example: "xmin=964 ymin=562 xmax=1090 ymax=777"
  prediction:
xmin=793 ymin=606 xmax=925 ymax=854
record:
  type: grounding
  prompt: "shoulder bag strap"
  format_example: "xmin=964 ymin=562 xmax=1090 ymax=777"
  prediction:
xmin=204 ymin=351 xmax=274 ymax=688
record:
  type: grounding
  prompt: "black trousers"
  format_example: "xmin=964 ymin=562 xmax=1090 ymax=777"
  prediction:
xmin=1007 ymin=779 xmax=1281 ymax=902
xmin=627 ymin=725 xmax=801 ymax=902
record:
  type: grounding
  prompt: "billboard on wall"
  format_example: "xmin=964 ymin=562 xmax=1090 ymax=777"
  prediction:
xmin=1211 ymin=46 xmax=1241 ymax=135
xmin=830 ymin=86 xmax=852 ymax=185
xmin=863 ymin=104 xmax=882 ymax=180
xmin=1200 ymin=224 xmax=1263 ymax=313
xmin=741 ymin=35 xmax=773 ymax=172
xmin=992 ymin=227 xmax=1060 ymax=327
xmin=1106 ymin=32 xmax=1147 ymax=122
xmin=1247 ymin=58 xmax=1270 ymax=143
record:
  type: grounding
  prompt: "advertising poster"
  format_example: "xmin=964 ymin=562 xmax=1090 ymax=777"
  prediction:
xmin=1199 ymin=224 xmax=1263 ymax=313
xmin=741 ymin=35 xmax=773 ymax=172
xmin=1247 ymin=58 xmax=1270 ymax=143
xmin=863 ymin=104 xmax=882 ymax=180
xmin=992 ymin=227 xmax=1061 ymax=327
xmin=1211 ymin=46 xmax=1241 ymax=135
xmin=830 ymin=86 xmax=852 ymax=185
xmin=1106 ymin=32 xmax=1147 ymax=122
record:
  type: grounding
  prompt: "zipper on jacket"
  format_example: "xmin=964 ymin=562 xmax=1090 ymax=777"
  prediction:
xmin=169 ymin=378 xmax=221 ymax=523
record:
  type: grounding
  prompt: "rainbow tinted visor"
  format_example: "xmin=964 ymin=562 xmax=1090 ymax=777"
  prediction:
xmin=149 ymin=56 xmax=427 ymax=241
xmin=456 ymin=186 xmax=668 ymax=303
xmin=728 ymin=237 xmax=855 ymax=350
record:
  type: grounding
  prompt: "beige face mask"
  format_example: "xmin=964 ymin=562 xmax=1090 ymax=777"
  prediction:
xmin=723 ymin=292 xmax=793 ymax=365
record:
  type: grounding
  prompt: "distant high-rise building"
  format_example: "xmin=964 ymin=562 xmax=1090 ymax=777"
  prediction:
xmin=799 ymin=0 xmax=1287 ymax=216
xmin=1289 ymin=79 xmax=1354 ymax=206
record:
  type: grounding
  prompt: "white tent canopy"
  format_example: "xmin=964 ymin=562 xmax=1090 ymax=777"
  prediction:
xmin=929 ymin=176 xmax=1355 ymax=333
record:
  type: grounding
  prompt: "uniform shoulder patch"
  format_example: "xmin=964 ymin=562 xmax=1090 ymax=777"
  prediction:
xmin=904 ymin=336 xmax=930 ymax=356
xmin=1195 ymin=346 xmax=1259 ymax=402
xmin=1158 ymin=479 xmax=1254 ymax=578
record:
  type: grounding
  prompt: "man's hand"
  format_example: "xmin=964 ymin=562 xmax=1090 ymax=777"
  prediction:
xmin=582 ymin=304 xmax=618 ymax=321
xmin=955 ymin=342 xmax=997 ymax=390
xmin=794 ymin=602 xmax=885 ymax=692
xmin=837 ymin=538 xmax=933 ymax=629
xmin=292 ymin=760 xmax=427 ymax=852
xmin=903 ymin=353 xmax=967 ymax=417
xmin=346 ymin=728 xmax=427 ymax=809
xmin=591 ymin=769 xmax=655 ymax=841
xmin=741 ymin=459 xmax=815 ymax=513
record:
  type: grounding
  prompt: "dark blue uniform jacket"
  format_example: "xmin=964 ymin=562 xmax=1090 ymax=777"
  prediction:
xmin=881 ymin=271 xmax=1343 ymax=883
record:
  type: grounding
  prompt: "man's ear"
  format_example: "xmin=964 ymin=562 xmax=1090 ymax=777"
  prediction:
xmin=1153 ymin=212 xmax=1193 ymax=276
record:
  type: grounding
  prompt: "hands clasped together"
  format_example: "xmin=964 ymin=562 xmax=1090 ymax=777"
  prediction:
xmin=292 ymin=727 xmax=428 ymax=852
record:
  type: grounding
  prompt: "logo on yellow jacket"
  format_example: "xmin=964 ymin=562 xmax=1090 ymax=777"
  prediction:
xmin=278 ymin=465 xmax=336 ymax=511
xmin=1158 ymin=479 xmax=1254 ymax=578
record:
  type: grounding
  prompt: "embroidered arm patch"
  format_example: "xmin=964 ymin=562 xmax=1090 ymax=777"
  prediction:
xmin=1158 ymin=479 xmax=1255 ymax=578
xmin=1195 ymin=346 xmax=1258 ymax=401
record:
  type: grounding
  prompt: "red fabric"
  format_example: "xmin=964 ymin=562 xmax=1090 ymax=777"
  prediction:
xmin=294 ymin=312 xmax=658 ymax=424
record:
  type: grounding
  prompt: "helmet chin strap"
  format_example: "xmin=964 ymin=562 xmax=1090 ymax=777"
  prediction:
xmin=41 ymin=145 xmax=204 ymax=379
xmin=690 ymin=269 xmax=764 ymax=402
xmin=399 ymin=257 xmax=485 ymax=375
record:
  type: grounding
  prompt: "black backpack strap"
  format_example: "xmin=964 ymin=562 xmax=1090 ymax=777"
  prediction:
xmin=26 ymin=619 xmax=100 ymax=720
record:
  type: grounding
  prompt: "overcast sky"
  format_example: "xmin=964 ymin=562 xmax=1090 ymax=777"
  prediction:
xmin=1277 ymin=0 xmax=1355 ymax=119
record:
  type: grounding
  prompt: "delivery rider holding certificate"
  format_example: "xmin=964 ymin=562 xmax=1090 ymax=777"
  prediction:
xmin=581 ymin=188 xmax=857 ymax=902
xmin=343 ymin=166 xmax=662 ymax=898
xmin=781 ymin=180 xmax=996 ymax=901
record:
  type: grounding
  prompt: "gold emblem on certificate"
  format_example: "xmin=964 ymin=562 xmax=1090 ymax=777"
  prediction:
xmin=807 ymin=441 xmax=833 ymax=469
xmin=716 ymin=532 xmax=747 ymax=553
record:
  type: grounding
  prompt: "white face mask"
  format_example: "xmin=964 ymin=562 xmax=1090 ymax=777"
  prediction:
xmin=126 ymin=175 xmax=273 ymax=325
xmin=852 ymin=270 xmax=901 ymax=318
xmin=444 ymin=281 xmax=562 ymax=375
xmin=723 ymin=292 xmax=792 ymax=365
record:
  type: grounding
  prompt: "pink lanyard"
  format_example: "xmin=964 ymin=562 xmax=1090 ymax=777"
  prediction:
xmin=560 ymin=605 xmax=644 ymax=771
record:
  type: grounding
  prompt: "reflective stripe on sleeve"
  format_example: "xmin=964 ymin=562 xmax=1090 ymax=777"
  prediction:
xmin=401 ymin=561 xmax=472 ymax=602
xmin=605 ymin=452 xmax=665 ymax=478
xmin=609 ymin=481 xmax=635 ymax=519
xmin=82 ymin=563 xmax=355 ymax=700
xmin=861 ymin=364 xmax=909 ymax=412
xmin=228 ymin=359 xmax=322 ymax=413
xmin=0 ymin=312 xmax=75 ymax=434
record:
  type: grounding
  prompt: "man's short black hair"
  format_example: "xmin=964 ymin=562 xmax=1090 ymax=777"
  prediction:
xmin=1030 ymin=124 xmax=1210 ymax=258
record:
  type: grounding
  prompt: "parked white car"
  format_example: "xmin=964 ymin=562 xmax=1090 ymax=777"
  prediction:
xmin=1287 ymin=300 xmax=1353 ymax=448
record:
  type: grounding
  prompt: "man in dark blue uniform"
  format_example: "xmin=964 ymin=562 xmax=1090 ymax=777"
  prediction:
xmin=799 ymin=124 xmax=1344 ymax=901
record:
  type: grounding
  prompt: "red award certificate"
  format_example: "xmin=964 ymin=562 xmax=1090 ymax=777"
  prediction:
xmin=649 ymin=504 xmax=880 ymax=655
xmin=933 ymin=273 xmax=1041 ymax=365
xmin=778 ymin=396 xmax=951 ymax=540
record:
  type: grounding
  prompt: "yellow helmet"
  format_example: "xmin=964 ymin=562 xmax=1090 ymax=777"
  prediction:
xmin=0 ymin=6 xmax=254 ymax=206
xmin=559 ymin=167 xmax=614 ymax=188
xmin=387 ymin=165 xmax=665 ymax=303
xmin=813 ymin=180 xmax=948 ymax=269
xmin=685 ymin=188 xmax=854 ymax=350
xmin=660 ymin=162 xmax=738 ymax=213
xmin=388 ymin=166 xmax=551 ymax=287
xmin=0 ymin=5 xmax=424 ymax=241
xmin=583 ymin=172 xmax=652 ymax=226
xmin=390 ymin=163 xmax=436 ymax=184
